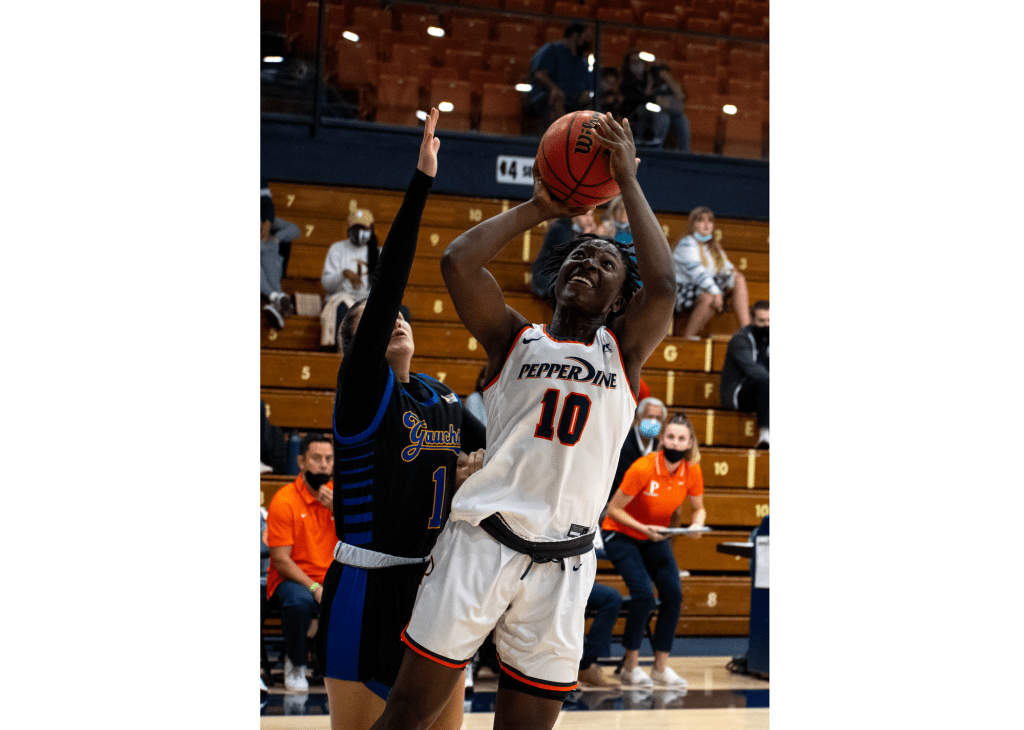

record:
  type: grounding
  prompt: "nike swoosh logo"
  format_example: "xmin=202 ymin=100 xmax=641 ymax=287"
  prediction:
xmin=572 ymin=563 xmax=582 ymax=571
xmin=522 ymin=335 xmax=543 ymax=344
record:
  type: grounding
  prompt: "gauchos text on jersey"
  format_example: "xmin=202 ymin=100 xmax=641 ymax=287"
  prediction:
xmin=515 ymin=356 xmax=619 ymax=389
xmin=401 ymin=412 xmax=461 ymax=461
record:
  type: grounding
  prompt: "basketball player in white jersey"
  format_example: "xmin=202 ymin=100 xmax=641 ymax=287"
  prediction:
xmin=368 ymin=114 xmax=677 ymax=730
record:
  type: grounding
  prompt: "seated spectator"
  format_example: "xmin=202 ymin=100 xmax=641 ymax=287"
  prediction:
xmin=672 ymin=206 xmax=750 ymax=338
xmin=609 ymin=396 xmax=668 ymax=503
xmin=601 ymin=414 xmax=707 ymax=689
xmin=262 ymin=180 xmax=301 ymax=278
xmin=720 ymin=300 xmax=769 ymax=448
xmin=600 ymin=194 xmax=633 ymax=244
xmin=648 ymin=64 xmax=690 ymax=152
xmin=320 ymin=208 xmax=379 ymax=347
xmin=261 ymin=400 xmax=288 ymax=474
xmin=261 ymin=193 xmax=300 ymax=328
xmin=523 ymin=22 xmax=594 ymax=131
xmin=530 ymin=209 xmax=601 ymax=300
xmin=266 ymin=433 xmax=337 ymax=692
xmin=463 ymin=366 xmax=488 ymax=426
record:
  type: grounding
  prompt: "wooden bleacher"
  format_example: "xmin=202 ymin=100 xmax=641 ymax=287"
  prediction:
xmin=261 ymin=180 xmax=768 ymax=636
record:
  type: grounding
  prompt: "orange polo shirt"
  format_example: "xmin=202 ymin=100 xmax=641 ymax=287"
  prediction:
xmin=265 ymin=474 xmax=337 ymax=599
xmin=601 ymin=451 xmax=704 ymax=541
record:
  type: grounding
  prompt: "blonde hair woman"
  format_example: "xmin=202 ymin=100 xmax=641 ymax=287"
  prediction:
xmin=672 ymin=206 xmax=750 ymax=338
xmin=601 ymin=413 xmax=706 ymax=688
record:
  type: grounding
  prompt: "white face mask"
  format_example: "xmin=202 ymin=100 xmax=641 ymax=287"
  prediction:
xmin=356 ymin=228 xmax=371 ymax=245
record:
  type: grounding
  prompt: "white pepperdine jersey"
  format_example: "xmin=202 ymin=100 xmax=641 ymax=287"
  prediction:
xmin=450 ymin=323 xmax=637 ymax=542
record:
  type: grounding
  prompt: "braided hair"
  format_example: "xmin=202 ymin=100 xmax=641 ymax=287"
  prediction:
xmin=539 ymin=232 xmax=642 ymax=321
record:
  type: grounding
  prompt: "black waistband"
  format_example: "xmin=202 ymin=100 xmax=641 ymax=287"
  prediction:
xmin=480 ymin=514 xmax=595 ymax=562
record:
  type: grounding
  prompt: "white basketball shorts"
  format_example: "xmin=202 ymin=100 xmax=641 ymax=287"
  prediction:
xmin=402 ymin=518 xmax=597 ymax=694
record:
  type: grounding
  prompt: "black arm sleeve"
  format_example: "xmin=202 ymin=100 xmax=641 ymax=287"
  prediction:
xmin=334 ymin=170 xmax=433 ymax=436
xmin=459 ymin=407 xmax=487 ymax=453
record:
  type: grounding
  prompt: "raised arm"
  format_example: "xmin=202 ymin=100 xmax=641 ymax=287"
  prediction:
xmin=334 ymin=110 xmax=441 ymax=436
xmin=593 ymin=115 xmax=676 ymax=386
xmin=440 ymin=167 xmax=591 ymax=371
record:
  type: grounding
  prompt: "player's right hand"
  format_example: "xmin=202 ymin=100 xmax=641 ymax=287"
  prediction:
xmin=531 ymin=160 xmax=595 ymax=220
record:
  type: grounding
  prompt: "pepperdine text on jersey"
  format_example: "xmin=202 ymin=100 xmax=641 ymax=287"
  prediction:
xmin=515 ymin=356 xmax=618 ymax=389
xmin=401 ymin=412 xmax=461 ymax=461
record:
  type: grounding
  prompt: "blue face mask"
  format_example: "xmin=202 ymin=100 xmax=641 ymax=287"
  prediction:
xmin=639 ymin=418 xmax=661 ymax=439
xmin=693 ymin=231 xmax=713 ymax=243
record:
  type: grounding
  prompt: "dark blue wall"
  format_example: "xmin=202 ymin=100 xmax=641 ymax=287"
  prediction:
xmin=262 ymin=118 xmax=768 ymax=220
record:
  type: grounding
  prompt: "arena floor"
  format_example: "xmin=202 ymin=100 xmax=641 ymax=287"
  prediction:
xmin=260 ymin=648 xmax=769 ymax=729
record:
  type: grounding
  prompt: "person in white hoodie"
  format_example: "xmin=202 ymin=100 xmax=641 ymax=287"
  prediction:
xmin=319 ymin=208 xmax=379 ymax=346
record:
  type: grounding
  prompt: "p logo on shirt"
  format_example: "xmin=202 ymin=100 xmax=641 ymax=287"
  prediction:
xmin=645 ymin=480 xmax=661 ymax=497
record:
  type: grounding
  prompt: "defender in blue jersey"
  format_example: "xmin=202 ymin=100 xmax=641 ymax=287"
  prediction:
xmin=314 ymin=110 xmax=486 ymax=730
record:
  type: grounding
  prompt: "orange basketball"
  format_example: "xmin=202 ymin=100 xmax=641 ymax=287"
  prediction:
xmin=535 ymin=111 xmax=620 ymax=208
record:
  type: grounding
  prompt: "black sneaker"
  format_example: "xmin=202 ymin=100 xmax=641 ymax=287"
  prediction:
xmin=263 ymin=303 xmax=285 ymax=329
xmin=278 ymin=294 xmax=296 ymax=317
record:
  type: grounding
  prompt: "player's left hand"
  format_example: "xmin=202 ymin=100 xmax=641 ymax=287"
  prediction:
xmin=455 ymin=449 xmax=485 ymax=489
xmin=592 ymin=113 xmax=641 ymax=183
xmin=317 ymin=485 xmax=334 ymax=511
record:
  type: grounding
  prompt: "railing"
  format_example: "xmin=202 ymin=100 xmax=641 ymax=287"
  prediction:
xmin=261 ymin=0 xmax=768 ymax=158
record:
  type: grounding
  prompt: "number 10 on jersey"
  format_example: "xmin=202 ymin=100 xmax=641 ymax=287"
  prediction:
xmin=534 ymin=389 xmax=592 ymax=446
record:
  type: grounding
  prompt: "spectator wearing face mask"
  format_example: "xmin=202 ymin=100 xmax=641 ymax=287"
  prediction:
xmin=672 ymin=206 xmax=750 ymax=339
xmin=320 ymin=208 xmax=380 ymax=347
xmin=618 ymin=49 xmax=665 ymax=148
xmin=600 ymin=195 xmax=632 ymax=244
xmin=601 ymin=413 xmax=706 ymax=689
xmin=608 ymin=396 xmax=668 ymax=504
xmin=265 ymin=433 xmax=337 ymax=691
xmin=720 ymin=300 xmax=769 ymax=448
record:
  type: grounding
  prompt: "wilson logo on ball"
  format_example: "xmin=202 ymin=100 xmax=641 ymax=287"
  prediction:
xmin=573 ymin=119 xmax=596 ymax=154
xmin=536 ymin=111 xmax=620 ymax=208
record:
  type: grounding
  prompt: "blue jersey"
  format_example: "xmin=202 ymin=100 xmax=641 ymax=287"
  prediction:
xmin=333 ymin=371 xmax=466 ymax=559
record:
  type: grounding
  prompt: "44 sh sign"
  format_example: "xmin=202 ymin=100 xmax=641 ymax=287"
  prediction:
xmin=496 ymin=156 xmax=535 ymax=186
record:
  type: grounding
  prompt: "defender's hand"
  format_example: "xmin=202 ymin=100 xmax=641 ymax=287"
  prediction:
xmin=418 ymin=107 xmax=441 ymax=177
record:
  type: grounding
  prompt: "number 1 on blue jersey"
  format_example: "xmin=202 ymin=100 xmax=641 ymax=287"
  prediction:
xmin=428 ymin=466 xmax=446 ymax=529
